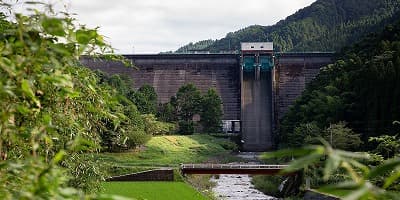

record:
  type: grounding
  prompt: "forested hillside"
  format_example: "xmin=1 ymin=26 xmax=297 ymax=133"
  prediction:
xmin=279 ymin=18 xmax=400 ymax=150
xmin=175 ymin=0 xmax=400 ymax=53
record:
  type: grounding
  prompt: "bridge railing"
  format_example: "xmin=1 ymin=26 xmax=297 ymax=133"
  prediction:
xmin=180 ymin=164 xmax=288 ymax=170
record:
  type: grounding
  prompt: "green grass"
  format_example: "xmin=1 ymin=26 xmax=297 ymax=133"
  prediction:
xmin=101 ymin=182 xmax=208 ymax=200
xmin=98 ymin=135 xmax=238 ymax=168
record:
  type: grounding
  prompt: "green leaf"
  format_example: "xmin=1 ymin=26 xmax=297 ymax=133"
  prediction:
xmin=76 ymin=29 xmax=97 ymax=44
xmin=16 ymin=105 xmax=31 ymax=115
xmin=20 ymin=79 xmax=40 ymax=107
xmin=323 ymin=154 xmax=341 ymax=180
xmin=317 ymin=182 xmax=359 ymax=198
xmin=261 ymin=145 xmax=323 ymax=159
xmin=368 ymin=158 xmax=400 ymax=179
xmin=342 ymin=183 xmax=371 ymax=200
xmin=282 ymin=152 xmax=323 ymax=173
xmin=58 ymin=187 xmax=78 ymax=197
xmin=41 ymin=17 xmax=65 ymax=36
xmin=0 ymin=57 xmax=16 ymax=76
xmin=51 ymin=150 xmax=66 ymax=164
xmin=335 ymin=149 xmax=370 ymax=159
xmin=76 ymin=30 xmax=90 ymax=44
xmin=348 ymin=159 xmax=369 ymax=175
xmin=383 ymin=168 xmax=400 ymax=189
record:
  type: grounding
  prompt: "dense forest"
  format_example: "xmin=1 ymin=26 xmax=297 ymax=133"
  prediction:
xmin=175 ymin=0 xmax=400 ymax=53
xmin=279 ymin=17 xmax=400 ymax=151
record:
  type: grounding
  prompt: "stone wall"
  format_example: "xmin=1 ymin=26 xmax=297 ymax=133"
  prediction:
xmin=106 ymin=169 xmax=174 ymax=181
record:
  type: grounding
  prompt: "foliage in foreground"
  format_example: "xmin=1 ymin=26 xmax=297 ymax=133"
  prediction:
xmin=263 ymin=140 xmax=400 ymax=200
xmin=0 ymin=2 xmax=142 ymax=198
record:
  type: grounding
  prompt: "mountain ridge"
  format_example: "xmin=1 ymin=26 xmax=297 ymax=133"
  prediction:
xmin=174 ymin=0 xmax=400 ymax=53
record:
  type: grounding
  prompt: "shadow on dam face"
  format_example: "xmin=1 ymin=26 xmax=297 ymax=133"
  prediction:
xmin=242 ymin=71 xmax=273 ymax=151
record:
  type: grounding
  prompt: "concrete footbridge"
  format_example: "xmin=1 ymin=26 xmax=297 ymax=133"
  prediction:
xmin=180 ymin=163 xmax=293 ymax=175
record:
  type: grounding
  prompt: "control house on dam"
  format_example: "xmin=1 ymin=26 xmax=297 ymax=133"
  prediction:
xmin=82 ymin=42 xmax=333 ymax=151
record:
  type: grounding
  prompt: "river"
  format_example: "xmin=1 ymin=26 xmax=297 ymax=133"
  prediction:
xmin=209 ymin=152 xmax=277 ymax=200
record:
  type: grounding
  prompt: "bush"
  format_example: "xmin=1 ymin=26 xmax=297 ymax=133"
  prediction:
xmin=251 ymin=175 xmax=284 ymax=197
xmin=178 ymin=120 xmax=195 ymax=135
xmin=142 ymin=114 xmax=176 ymax=135
xmin=219 ymin=140 xmax=238 ymax=151
xmin=125 ymin=130 xmax=151 ymax=149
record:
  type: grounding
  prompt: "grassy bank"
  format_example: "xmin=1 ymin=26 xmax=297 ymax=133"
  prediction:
xmin=98 ymin=135 xmax=238 ymax=168
xmin=102 ymin=182 xmax=208 ymax=200
xmin=98 ymin=135 xmax=237 ymax=199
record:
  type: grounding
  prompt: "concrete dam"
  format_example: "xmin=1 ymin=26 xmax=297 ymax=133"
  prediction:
xmin=82 ymin=43 xmax=333 ymax=151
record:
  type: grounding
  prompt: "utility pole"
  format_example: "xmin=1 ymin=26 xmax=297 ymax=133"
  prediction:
xmin=329 ymin=123 xmax=333 ymax=147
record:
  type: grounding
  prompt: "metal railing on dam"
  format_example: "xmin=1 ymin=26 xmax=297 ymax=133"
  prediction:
xmin=180 ymin=163 xmax=293 ymax=175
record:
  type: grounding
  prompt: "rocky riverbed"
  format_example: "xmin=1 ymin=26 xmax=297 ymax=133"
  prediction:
xmin=210 ymin=174 xmax=276 ymax=200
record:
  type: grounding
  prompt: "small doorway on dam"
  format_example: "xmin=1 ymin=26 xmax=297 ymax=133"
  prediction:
xmin=240 ymin=42 xmax=274 ymax=151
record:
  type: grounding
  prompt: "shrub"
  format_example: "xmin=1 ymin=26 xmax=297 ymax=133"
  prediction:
xmin=252 ymin=175 xmax=284 ymax=197
xmin=142 ymin=114 xmax=176 ymax=135
xmin=178 ymin=120 xmax=195 ymax=135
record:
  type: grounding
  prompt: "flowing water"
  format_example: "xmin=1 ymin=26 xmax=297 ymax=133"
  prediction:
xmin=210 ymin=174 xmax=276 ymax=200
xmin=210 ymin=153 xmax=277 ymax=200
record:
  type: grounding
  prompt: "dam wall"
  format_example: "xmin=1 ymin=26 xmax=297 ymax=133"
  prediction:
xmin=274 ymin=53 xmax=333 ymax=120
xmin=82 ymin=53 xmax=333 ymax=150
xmin=82 ymin=54 xmax=241 ymax=120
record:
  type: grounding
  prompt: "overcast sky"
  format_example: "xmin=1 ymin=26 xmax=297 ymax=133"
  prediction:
xmin=7 ymin=0 xmax=317 ymax=53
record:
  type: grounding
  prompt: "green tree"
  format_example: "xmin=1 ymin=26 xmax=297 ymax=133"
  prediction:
xmin=200 ymin=88 xmax=223 ymax=133
xmin=280 ymin=18 xmax=400 ymax=150
xmin=174 ymin=84 xmax=202 ymax=134
xmin=369 ymin=135 xmax=400 ymax=158
xmin=157 ymin=102 xmax=177 ymax=122
xmin=290 ymin=122 xmax=322 ymax=148
xmin=176 ymin=83 xmax=202 ymax=121
xmin=324 ymin=122 xmax=363 ymax=151
xmin=134 ymin=84 xmax=158 ymax=114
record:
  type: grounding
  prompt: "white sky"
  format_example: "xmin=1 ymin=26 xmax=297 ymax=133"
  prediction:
xmin=4 ymin=0 xmax=317 ymax=53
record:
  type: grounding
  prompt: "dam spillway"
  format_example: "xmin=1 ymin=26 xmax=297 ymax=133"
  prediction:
xmin=241 ymin=71 xmax=273 ymax=151
xmin=240 ymin=42 xmax=274 ymax=151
